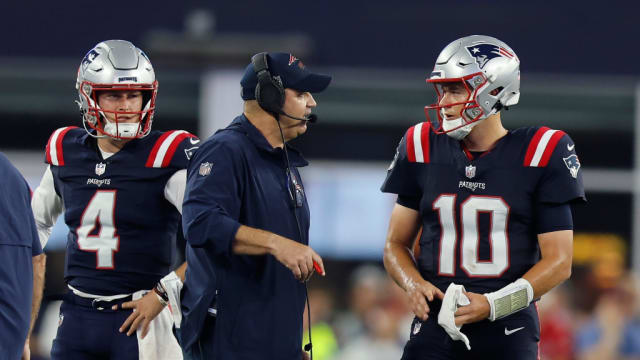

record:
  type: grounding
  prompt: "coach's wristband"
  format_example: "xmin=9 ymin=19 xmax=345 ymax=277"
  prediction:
xmin=484 ymin=278 xmax=534 ymax=321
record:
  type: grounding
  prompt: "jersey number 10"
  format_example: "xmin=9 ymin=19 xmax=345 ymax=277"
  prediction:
xmin=433 ymin=195 xmax=510 ymax=277
xmin=76 ymin=190 xmax=119 ymax=269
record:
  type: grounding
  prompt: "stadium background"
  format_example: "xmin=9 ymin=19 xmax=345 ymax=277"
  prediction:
xmin=2 ymin=2 xmax=638 ymax=359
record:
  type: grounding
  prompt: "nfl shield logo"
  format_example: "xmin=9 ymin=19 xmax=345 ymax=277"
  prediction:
xmin=95 ymin=162 xmax=106 ymax=176
xmin=465 ymin=164 xmax=476 ymax=179
xmin=199 ymin=162 xmax=212 ymax=176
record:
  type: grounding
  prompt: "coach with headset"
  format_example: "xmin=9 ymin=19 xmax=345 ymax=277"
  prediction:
xmin=180 ymin=52 xmax=331 ymax=359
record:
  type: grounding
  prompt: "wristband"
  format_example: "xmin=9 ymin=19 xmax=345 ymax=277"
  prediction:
xmin=153 ymin=282 xmax=169 ymax=306
xmin=484 ymin=278 xmax=534 ymax=321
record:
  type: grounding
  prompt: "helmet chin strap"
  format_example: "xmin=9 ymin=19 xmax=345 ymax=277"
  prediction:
xmin=103 ymin=120 xmax=140 ymax=139
xmin=442 ymin=113 xmax=482 ymax=140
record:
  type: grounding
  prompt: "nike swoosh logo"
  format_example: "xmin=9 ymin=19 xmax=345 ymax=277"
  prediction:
xmin=504 ymin=327 xmax=524 ymax=335
xmin=189 ymin=137 xmax=200 ymax=145
xmin=567 ymin=144 xmax=575 ymax=151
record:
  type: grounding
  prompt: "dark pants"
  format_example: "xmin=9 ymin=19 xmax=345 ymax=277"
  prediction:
xmin=401 ymin=302 xmax=540 ymax=360
xmin=50 ymin=293 xmax=139 ymax=360
xmin=179 ymin=315 xmax=216 ymax=360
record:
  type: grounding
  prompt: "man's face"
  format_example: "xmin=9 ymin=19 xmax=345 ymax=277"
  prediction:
xmin=438 ymin=82 xmax=470 ymax=120
xmin=97 ymin=90 xmax=144 ymax=123
xmin=278 ymin=88 xmax=317 ymax=141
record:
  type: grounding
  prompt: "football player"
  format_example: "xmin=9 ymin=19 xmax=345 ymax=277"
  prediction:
xmin=31 ymin=40 xmax=196 ymax=360
xmin=381 ymin=35 xmax=585 ymax=359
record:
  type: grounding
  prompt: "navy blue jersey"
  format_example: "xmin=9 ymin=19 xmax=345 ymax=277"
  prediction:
xmin=45 ymin=127 xmax=197 ymax=295
xmin=0 ymin=153 xmax=42 ymax=359
xmin=381 ymin=123 xmax=586 ymax=294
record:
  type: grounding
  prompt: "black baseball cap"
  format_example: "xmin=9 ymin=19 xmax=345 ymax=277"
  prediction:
xmin=240 ymin=52 xmax=332 ymax=100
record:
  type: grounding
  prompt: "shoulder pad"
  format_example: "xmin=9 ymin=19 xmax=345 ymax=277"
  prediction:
xmin=45 ymin=126 xmax=80 ymax=166
xmin=523 ymin=126 xmax=566 ymax=167
xmin=405 ymin=122 xmax=431 ymax=163
xmin=145 ymin=130 xmax=199 ymax=168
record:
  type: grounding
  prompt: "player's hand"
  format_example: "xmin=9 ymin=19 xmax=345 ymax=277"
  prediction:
xmin=302 ymin=350 xmax=310 ymax=360
xmin=115 ymin=291 xmax=165 ymax=338
xmin=454 ymin=291 xmax=490 ymax=326
xmin=271 ymin=236 xmax=325 ymax=282
xmin=405 ymin=279 xmax=444 ymax=321
xmin=21 ymin=340 xmax=30 ymax=360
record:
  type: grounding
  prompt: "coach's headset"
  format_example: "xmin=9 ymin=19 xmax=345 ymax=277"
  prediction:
xmin=251 ymin=52 xmax=317 ymax=358
xmin=251 ymin=52 xmax=317 ymax=123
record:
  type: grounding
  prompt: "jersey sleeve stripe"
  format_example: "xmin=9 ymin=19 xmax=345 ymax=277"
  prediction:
xmin=413 ymin=122 xmax=425 ymax=162
xmin=146 ymin=131 xmax=178 ymax=167
xmin=537 ymin=130 xmax=566 ymax=167
xmin=406 ymin=126 xmax=416 ymax=162
xmin=523 ymin=127 xmax=549 ymax=166
xmin=46 ymin=127 xmax=76 ymax=166
xmin=527 ymin=129 xmax=565 ymax=167
xmin=160 ymin=132 xmax=195 ymax=168
xmin=146 ymin=130 xmax=188 ymax=168
xmin=406 ymin=123 xmax=430 ymax=163
xmin=420 ymin=122 xmax=430 ymax=163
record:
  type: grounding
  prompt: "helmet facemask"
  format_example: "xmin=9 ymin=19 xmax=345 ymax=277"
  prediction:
xmin=424 ymin=73 xmax=490 ymax=140
xmin=78 ymin=81 xmax=157 ymax=140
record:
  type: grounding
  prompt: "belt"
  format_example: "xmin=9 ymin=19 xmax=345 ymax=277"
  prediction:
xmin=65 ymin=291 xmax=134 ymax=311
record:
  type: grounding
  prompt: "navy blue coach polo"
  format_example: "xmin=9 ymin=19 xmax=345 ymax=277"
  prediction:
xmin=0 ymin=153 xmax=43 ymax=359
xmin=181 ymin=114 xmax=310 ymax=359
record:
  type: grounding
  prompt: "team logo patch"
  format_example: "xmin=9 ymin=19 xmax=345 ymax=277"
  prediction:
xmin=184 ymin=146 xmax=198 ymax=160
xmin=465 ymin=164 xmax=476 ymax=179
xmin=199 ymin=162 xmax=212 ymax=176
xmin=563 ymin=154 xmax=581 ymax=179
xmin=95 ymin=162 xmax=106 ymax=176
xmin=288 ymin=54 xmax=298 ymax=66
xmin=465 ymin=44 xmax=515 ymax=69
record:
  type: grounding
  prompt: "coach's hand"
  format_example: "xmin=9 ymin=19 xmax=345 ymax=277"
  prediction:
xmin=406 ymin=279 xmax=444 ymax=321
xmin=454 ymin=291 xmax=490 ymax=326
xmin=21 ymin=340 xmax=30 ymax=360
xmin=115 ymin=291 xmax=165 ymax=338
xmin=271 ymin=236 xmax=325 ymax=282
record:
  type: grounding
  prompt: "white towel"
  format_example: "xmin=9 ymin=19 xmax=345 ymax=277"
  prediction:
xmin=133 ymin=290 xmax=183 ymax=360
xmin=437 ymin=283 xmax=471 ymax=350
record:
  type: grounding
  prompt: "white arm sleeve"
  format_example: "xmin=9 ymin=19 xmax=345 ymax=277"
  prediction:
xmin=31 ymin=165 xmax=64 ymax=249
xmin=164 ymin=169 xmax=187 ymax=215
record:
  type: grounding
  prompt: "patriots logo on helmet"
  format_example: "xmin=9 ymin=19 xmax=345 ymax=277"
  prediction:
xmin=465 ymin=44 xmax=515 ymax=69
xmin=563 ymin=154 xmax=581 ymax=179
xmin=81 ymin=49 xmax=100 ymax=70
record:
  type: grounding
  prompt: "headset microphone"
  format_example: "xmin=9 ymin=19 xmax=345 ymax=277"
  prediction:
xmin=280 ymin=111 xmax=318 ymax=124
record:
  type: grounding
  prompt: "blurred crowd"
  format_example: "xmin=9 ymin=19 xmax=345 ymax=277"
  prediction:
xmin=25 ymin=234 xmax=640 ymax=360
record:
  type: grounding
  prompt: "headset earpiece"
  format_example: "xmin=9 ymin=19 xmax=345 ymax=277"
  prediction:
xmin=251 ymin=53 xmax=285 ymax=115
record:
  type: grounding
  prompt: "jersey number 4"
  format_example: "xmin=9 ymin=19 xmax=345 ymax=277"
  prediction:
xmin=433 ymin=195 xmax=509 ymax=277
xmin=76 ymin=190 xmax=119 ymax=269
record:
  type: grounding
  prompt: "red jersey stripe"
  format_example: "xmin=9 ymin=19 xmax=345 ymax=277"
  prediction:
xmin=523 ymin=127 xmax=550 ymax=166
